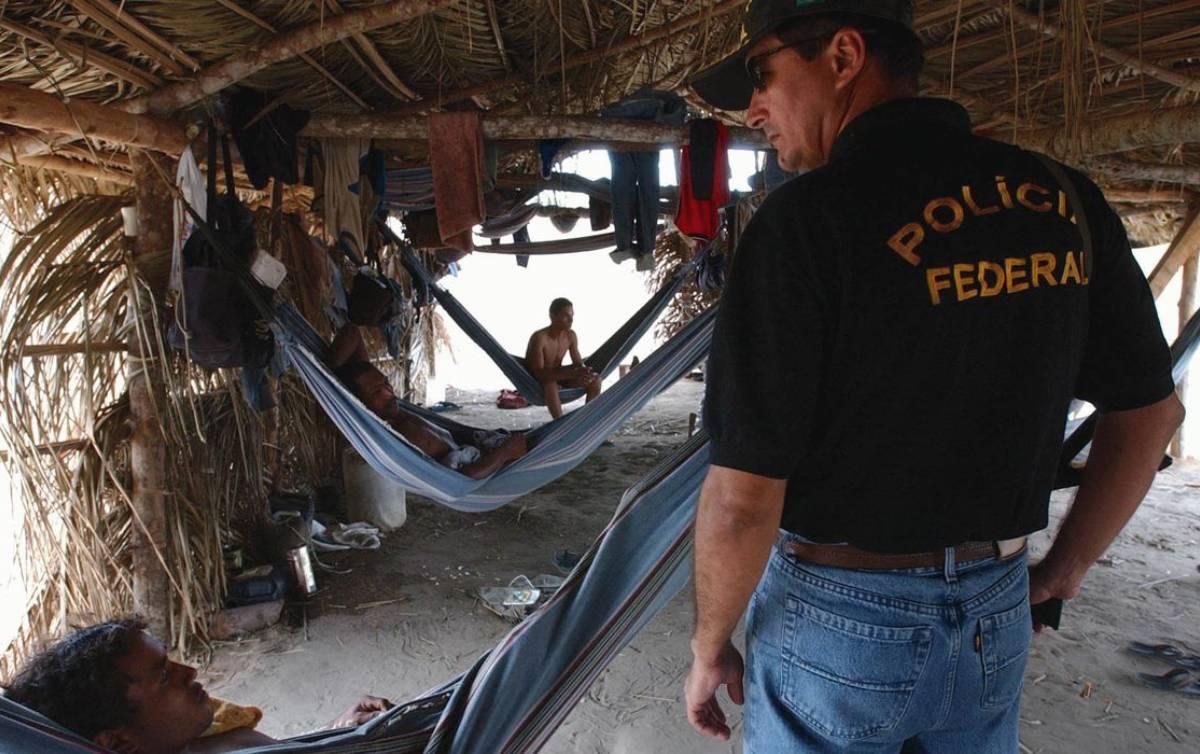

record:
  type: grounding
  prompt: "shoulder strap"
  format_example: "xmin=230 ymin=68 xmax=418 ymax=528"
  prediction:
xmin=1032 ymin=152 xmax=1094 ymax=280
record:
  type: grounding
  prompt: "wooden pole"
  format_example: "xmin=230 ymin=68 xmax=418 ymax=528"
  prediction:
xmin=130 ymin=0 xmax=458 ymax=114
xmin=128 ymin=150 xmax=174 ymax=639
xmin=0 ymin=83 xmax=188 ymax=154
xmin=1173 ymin=249 xmax=1198 ymax=458
xmin=1148 ymin=197 xmax=1200 ymax=299
xmin=1089 ymin=158 xmax=1200 ymax=187
xmin=304 ymin=113 xmax=769 ymax=148
xmin=2 ymin=154 xmax=135 ymax=186
xmin=1008 ymin=103 xmax=1200 ymax=158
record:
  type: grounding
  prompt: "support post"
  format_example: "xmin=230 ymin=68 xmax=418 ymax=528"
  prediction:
xmin=127 ymin=150 xmax=174 ymax=639
xmin=1173 ymin=250 xmax=1198 ymax=459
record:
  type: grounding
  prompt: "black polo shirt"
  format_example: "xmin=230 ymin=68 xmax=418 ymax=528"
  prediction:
xmin=704 ymin=98 xmax=1174 ymax=554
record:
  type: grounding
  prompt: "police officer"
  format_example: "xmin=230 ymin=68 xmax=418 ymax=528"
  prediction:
xmin=683 ymin=1 xmax=1184 ymax=751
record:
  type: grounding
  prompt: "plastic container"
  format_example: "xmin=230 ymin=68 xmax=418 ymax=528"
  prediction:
xmin=250 ymin=248 xmax=287 ymax=289
xmin=342 ymin=447 xmax=407 ymax=530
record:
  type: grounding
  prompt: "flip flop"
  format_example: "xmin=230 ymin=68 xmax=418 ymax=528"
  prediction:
xmin=1126 ymin=641 xmax=1200 ymax=670
xmin=1136 ymin=668 xmax=1200 ymax=696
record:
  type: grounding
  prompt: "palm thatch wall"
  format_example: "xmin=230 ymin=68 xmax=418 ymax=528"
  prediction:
xmin=0 ymin=0 xmax=1197 ymax=670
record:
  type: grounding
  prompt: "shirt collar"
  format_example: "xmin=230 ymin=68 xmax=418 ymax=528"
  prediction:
xmin=828 ymin=98 xmax=971 ymax=163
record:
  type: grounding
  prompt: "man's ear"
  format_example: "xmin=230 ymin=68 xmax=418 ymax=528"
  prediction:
xmin=95 ymin=728 xmax=141 ymax=754
xmin=828 ymin=27 xmax=868 ymax=87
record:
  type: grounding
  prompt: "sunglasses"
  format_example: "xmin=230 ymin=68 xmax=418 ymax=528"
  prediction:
xmin=744 ymin=29 xmax=876 ymax=91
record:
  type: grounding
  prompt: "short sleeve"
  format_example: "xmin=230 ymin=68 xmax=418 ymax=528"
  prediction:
xmin=1074 ymin=194 xmax=1174 ymax=411
xmin=703 ymin=198 xmax=829 ymax=478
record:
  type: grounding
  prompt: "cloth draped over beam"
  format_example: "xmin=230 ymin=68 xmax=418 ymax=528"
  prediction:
xmin=396 ymin=233 xmax=706 ymax=405
xmin=274 ymin=301 xmax=714 ymax=510
xmin=0 ymin=435 xmax=711 ymax=754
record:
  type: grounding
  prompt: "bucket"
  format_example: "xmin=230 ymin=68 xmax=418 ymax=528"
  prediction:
xmin=342 ymin=447 xmax=407 ymax=530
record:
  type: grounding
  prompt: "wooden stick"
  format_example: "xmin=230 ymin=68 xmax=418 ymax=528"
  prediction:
xmin=1148 ymin=197 xmax=1200 ymax=298
xmin=20 ymin=341 xmax=128 ymax=357
xmin=1173 ymin=249 xmax=1197 ymax=457
xmin=62 ymin=0 xmax=187 ymax=77
xmin=89 ymin=0 xmax=201 ymax=70
xmin=320 ymin=0 xmax=420 ymax=100
xmin=1006 ymin=103 xmax=1200 ymax=158
xmin=131 ymin=0 xmax=458 ymax=114
xmin=3 ymin=154 xmax=135 ymax=185
xmin=1090 ymin=158 xmax=1200 ymax=187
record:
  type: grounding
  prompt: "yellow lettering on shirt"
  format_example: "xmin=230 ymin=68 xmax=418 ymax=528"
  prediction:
xmin=927 ymin=267 xmax=953 ymax=305
xmin=888 ymin=223 xmax=925 ymax=265
xmin=1061 ymin=250 xmax=1083 ymax=285
xmin=962 ymin=185 xmax=1000 ymax=216
xmin=1005 ymin=257 xmax=1029 ymax=293
xmin=978 ymin=261 xmax=1004 ymax=297
xmin=1016 ymin=183 xmax=1053 ymax=212
xmin=995 ymin=175 xmax=1014 ymax=209
xmin=924 ymin=197 xmax=965 ymax=233
xmin=953 ymin=263 xmax=978 ymax=301
xmin=1030 ymin=253 xmax=1058 ymax=287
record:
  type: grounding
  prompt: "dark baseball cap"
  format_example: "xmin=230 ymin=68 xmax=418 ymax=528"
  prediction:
xmin=690 ymin=0 xmax=914 ymax=111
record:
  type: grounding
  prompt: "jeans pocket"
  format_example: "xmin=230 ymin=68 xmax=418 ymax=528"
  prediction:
xmin=781 ymin=595 xmax=932 ymax=741
xmin=978 ymin=599 xmax=1032 ymax=709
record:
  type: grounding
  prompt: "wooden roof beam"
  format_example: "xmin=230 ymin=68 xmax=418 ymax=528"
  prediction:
xmin=212 ymin=0 xmax=369 ymax=111
xmin=996 ymin=1 xmax=1200 ymax=94
xmin=385 ymin=0 xmax=747 ymax=117
xmin=0 ymin=82 xmax=187 ymax=154
xmin=1010 ymin=103 xmax=1200 ymax=158
xmin=129 ymin=0 xmax=458 ymax=114
xmin=0 ymin=153 xmax=134 ymax=185
xmin=303 ymin=112 xmax=769 ymax=148
xmin=1147 ymin=197 xmax=1200 ymax=298
xmin=1090 ymin=158 xmax=1200 ymax=187
xmin=84 ymin=0 xmax=200 ymax=71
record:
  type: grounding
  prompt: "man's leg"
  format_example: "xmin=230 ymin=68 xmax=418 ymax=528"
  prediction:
xmin=457 ymin=434 xmax=527 ymax=479
xmin=543 ymin=381 xmax=564 ymax=419
xmin=585 ymin=377 xmax=600 ymax=403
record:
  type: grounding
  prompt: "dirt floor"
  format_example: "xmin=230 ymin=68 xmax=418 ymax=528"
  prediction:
xmin=199 ymin=380 xmax=1200 ymax=753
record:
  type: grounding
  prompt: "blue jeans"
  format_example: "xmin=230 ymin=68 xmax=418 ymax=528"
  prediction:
xmin=744 ymin=536 xmax=1031 ymax=753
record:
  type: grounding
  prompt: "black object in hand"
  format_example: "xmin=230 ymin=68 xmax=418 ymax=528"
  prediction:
xmin=1031 ymin=597 xmax=1063 ymax=630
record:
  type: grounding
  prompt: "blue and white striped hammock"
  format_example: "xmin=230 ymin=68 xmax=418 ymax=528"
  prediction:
xmin=273 ymin=301 xmax=714 ymax=511
xmin=0 ymin=435 xmax=710 ymax=754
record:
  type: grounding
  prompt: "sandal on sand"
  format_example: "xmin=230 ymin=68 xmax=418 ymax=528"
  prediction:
xmin=1127 ymin=641 xmax=1200 ymax=670
xmin=1136 ymin=668 xmax=1200 ymax=696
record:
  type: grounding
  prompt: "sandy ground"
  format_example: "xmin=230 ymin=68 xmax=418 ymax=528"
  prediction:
xmin=200 ymin=380 xmax=1200 ymax=753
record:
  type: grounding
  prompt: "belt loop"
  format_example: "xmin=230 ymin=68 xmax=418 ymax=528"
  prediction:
xmin=943 ymin=546 xmax=956 ymax=584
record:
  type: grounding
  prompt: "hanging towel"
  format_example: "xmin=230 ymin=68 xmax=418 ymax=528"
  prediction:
xmin=675 ymin=120 xmax=730 ymax=241
xmin=171 ymin=145 xmax=206 ymax=293
xmin=429 ymin=111 xmax=486 ymax=254
xmin=321 ymin=138 xmax=371 ymax=257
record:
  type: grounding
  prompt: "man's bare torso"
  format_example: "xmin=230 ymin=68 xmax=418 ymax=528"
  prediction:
xmin=527 ymin=326 xmax=573 ymax=369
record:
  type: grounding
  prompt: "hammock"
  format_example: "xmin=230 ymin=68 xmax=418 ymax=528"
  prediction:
xmin=0 ymin=434 xmax=710 ymax=754
xmin=274 ymin=302 xmax=714 ymax=510
xmin=392 ymin=223 xmax=705 ymax=406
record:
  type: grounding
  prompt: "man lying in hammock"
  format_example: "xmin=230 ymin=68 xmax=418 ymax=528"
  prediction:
xmin=336 ymin=361 xmax=527 ymax=478
xmin=526 ymin=297 xmax=601 ymax=419
xmin=327 ymin=273 xmax=527 ymax=479
xmin=4 ymin=617 xmax=393 ymax=754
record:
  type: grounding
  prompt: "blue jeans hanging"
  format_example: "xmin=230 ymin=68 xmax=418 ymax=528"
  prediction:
xmin=609 ymin=151 xmax=660 ymax=257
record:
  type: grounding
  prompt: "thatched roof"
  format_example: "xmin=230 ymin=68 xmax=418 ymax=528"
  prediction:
xmin=0 ymin=1 xmax=1195 ymax=242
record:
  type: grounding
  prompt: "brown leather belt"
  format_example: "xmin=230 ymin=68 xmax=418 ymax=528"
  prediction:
xmin=782 ymin=537 xmax=1027 ymax=570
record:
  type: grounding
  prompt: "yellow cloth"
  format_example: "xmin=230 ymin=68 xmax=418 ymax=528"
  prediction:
xmin=201 ymin=697 xmax=263 ymax=737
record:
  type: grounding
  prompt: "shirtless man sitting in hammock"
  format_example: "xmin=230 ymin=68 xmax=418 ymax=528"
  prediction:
xmin=525 ymin=297 xmax=601 ymax=419
xmin=328 ymin=273 xmax=526 ymax=479
xmin=5 ymin=617 xmax=393 ymax=754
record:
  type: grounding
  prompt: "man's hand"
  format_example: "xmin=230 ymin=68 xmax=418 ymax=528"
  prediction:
xmin=327 ymin=695 xmax=393 ymax=729
xmin=685 ymin=640 xmax=745 ymax=740
xmin=1028 ymin=557 xmax=1084 ymax=632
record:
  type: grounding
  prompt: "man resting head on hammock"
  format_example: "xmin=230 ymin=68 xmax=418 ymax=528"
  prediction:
xmin=336 ymin=361 xmax=527 ymax=479
xmin=526 ymin=297 xmax=600 ymax=419
xmin=4 ymin=617 xmax=392 ymax=754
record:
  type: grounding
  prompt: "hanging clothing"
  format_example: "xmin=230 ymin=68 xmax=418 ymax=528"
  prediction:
xmin=675 ymin=120 xmax=730 ymax=241
xmin=228 ymin=89 xmax=310 ymax=189
xmin=686 ymin=119 xmax=720 ymax=201
xmin=429 ymin=111 xmax=486 ymax=254
xmin=538 ymin=138 xmax=571 ymax=178
xmin=321 ymin=138 xmax=371 ymax=257
xmin=608 ymin=151 xmax=660 ymax=258
xmin=589 ymin=195 xmax=612 ymax=231
xmin=170 ymin=145 xmax=206 ymax=293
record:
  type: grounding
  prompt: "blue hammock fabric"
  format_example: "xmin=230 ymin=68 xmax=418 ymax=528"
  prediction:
xmin=0 ymin=436 xmax=710 ymax=754
xmin=275 ymin=302 xmax=714 ymax=510
xmin=395 ymin=234 xmax=703 ymax=406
